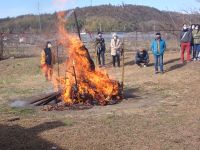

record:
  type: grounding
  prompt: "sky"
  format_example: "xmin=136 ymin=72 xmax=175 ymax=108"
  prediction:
xmin=0 ymin=0 xmax=200 ymax=18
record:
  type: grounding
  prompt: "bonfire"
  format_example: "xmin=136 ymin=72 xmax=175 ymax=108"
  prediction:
xmin=56 ymin=12 xmax=122 ymax=106
xmin=31 ymin=11 xmax=122 ymax=108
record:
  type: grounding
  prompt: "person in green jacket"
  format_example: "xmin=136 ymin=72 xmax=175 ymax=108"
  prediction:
xmin=192 ymin=25 xmax=200 ymax=60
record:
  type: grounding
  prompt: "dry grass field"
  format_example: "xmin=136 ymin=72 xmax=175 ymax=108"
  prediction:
xmin=0 ymin=51 xmax=200 ymax=150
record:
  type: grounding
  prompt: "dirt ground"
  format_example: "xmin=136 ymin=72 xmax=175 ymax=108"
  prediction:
xmin=0 ymin=51 xmax=200 ymax=150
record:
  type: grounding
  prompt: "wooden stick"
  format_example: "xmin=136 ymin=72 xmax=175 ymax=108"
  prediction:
xmin=57 ymin=45 xmax=60 ymax=78
xmin=121 ymin=39 xmax=125 ymax=95
xmin=30 ymin=92 xmax=58 ymax=104
xmin=72 ymin=60 xmax=78 ymax=88
xmin=34 ymin=92 xmax=61 ymax=106
xmin=30 ymin=91 xmax=61 ymax=105
xmin=73 ymin=10 xmax=81 ymax=41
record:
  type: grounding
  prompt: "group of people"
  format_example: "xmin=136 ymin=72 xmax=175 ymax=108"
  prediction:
xmin=95 ymin=23 xmax=200 ymax=74
xmin=181 ymin=24 xmax=200 ymax=62
xmin=95 ymin=32 xmax=166 ymax=74
xmin=135 ymin=32 xmax=166 ymax=74
xmin=95 ymin=32 xmax=122 ymax=68
xmin=40 ymin=24 xmax=200 ymax=81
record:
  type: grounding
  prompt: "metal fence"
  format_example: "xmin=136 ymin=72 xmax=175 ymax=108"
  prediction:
xmin=0 ymin=30 xmax=180 ymax=60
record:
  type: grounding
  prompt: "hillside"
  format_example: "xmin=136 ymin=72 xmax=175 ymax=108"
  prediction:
xmin=0 ymin=4 xmax=198 ymax=33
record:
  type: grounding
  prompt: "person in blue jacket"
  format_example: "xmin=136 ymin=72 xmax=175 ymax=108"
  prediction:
xmin=151 ymin=32 xmax=166 ymax=74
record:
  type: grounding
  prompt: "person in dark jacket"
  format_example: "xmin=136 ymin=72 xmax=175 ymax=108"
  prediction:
xmin=41 ymin=41 xmax=55 ymax=81
xmin=151 ymin=32 xmax=166 ymax=74
xmin=180 ymin=24 xmax=192 ymax=63
xmin=95 ymin=32 xmax=106 ymax=67
xmin=135 ymin=49 xmax=149 ymax=67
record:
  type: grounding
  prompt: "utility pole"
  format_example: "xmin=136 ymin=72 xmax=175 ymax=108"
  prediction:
xmin=38 ymin=0 xmax=42 ymax=32
xmin=99 ymin=23 xmax=102 ymax=32
xmin=91 ymin=0 xmax=93 ymax=6
xmin=0 ymin=33 xmax=4 ymax=60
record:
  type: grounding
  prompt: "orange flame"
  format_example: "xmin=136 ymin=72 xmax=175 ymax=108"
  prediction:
xmin=56 ymin=11 xmax=121 ymax=105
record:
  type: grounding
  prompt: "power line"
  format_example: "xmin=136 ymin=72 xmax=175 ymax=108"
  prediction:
xmin=38 ymin=0 xmax=42 ymax=32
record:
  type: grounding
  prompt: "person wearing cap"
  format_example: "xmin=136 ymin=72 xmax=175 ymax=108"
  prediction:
xmin=180 ymin=24 xmax=192 ymax=63
xmin=95 ymin=32 xmax=106 ymax=67
xmin=192 ymin=24 xmax=200 ymax=61
xmin=111 ymin=33 xmax=122 ymax=67
xmin=135 ymin=48 xmax=149 ymax=67
xmin=151 ymin=32 xmax=166 ymax=74
xmin=41 ymin=41 xmax=55 ymax=81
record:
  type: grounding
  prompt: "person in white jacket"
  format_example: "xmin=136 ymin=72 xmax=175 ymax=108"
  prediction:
xmin=111 ymin=33 xmax=122 ymax=67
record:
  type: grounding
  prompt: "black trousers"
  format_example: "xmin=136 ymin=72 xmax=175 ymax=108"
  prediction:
xmin=136 ymin=59 xmax=149 ymax=66
xmin=112 ymin=55 xmax=120 ymax=67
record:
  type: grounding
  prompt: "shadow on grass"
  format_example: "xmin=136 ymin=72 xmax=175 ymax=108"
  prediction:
xmin=164 ymin=58 xmax=180 ymax=65
xmin=165 ymin=62 xmax=186 ymax=73
xmin=0 ymin=121 xmax=66 ymax=150
xmin=124 ymin=87 xmax=141 ymax=99
xmin=146 ymin=58 xmax=181 ymax=67
xmin=124 ymin=60 xmax=135 ymax=66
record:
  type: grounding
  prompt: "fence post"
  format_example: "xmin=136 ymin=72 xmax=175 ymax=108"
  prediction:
xmin=0 ymin=33 xmax=4 ymax=60
xmin=135 ymin=31 xmax=138 ymax=50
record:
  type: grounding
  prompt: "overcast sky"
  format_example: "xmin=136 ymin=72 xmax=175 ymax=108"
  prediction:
xmin=0 ymin=0 xmax=200 ymax=18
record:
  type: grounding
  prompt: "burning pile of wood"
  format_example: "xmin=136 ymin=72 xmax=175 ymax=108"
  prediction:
xmin=31 ymin=11 xmax=123 ymax=109
xmin=30 ymin=44 xmax=122 ymax=108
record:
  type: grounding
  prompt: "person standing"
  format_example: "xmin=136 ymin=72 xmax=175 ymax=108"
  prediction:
xmin=191 ymin=24 xmax=195 ymax=57
xmin=192 ymin=25 xmax=200 ymax=61
xmin=151 ymin=33 xmax=166 ymax=74
xmin=41 ymin=41 xmax=55 ymax=81
xmin=111 ymin=33 xmax=122 ymax=67
xmin=95 ymin=32 xmax=106 ymax=67
xmin=180 ymin=24 xmax=192 ymax=63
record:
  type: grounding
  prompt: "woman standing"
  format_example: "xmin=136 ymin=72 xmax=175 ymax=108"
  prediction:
xmin=111 ymin=33 xmax=122 ymax=67
xmin=192 ymin=25 xmax=200 ymax=61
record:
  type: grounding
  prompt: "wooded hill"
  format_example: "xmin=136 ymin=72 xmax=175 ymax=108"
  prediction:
xmin=0 ymin=4 xmax=199 ymax=33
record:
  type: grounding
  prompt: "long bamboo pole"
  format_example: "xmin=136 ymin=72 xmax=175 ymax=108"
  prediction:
xmin=72 ymin=60 xmax=78 ymax=88
xmin=121 ymin=38 xmax=125 ymax=95
xmin=73 ymin=10 xmax=81 ymax=41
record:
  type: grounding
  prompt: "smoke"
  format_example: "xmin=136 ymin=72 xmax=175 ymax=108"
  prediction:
xmin=65 ymin=9 xmax=74 ymax=19
xmin=10 ymin=100 xmax=28 ymax=108
xmin=52 ymin=0 xmax=75 ymax=8
xmin=196 ymin=0 xmax=200 ymax=2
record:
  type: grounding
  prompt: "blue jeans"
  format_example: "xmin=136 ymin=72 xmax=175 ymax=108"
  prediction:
xmin=97 ymin=50 xmax=105 ymax=66
xmin=154 ymin=55 xmax=163 ymax=72
xmin=194 ymin=44 xmax=200 ymax=59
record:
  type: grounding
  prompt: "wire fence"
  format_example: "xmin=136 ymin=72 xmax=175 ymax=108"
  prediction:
xmin=0 ymin=30 xmax=181 ymax=60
